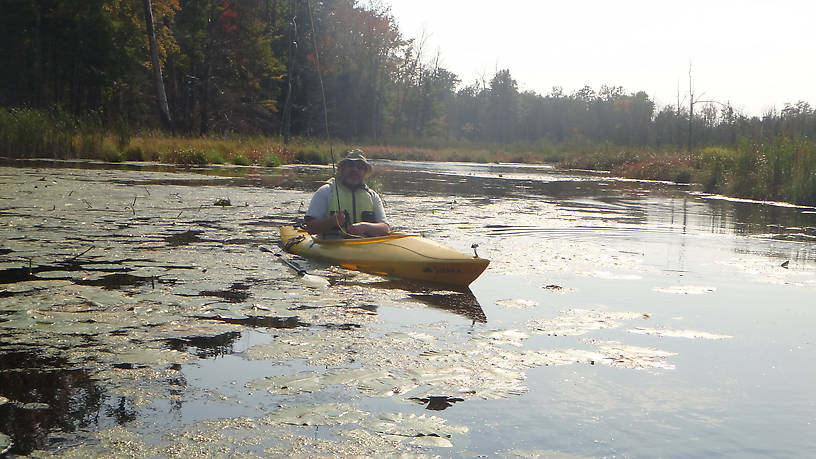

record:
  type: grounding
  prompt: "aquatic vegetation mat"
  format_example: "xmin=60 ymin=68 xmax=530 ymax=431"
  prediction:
xmin=3 ymin=165 xmax=805 ymax=457
xmin=528 ymin=308 xmax=649 ymax=336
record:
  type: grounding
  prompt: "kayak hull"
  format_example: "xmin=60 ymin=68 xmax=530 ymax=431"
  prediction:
xmin=279 ymin=226 xmax=489 ymax=287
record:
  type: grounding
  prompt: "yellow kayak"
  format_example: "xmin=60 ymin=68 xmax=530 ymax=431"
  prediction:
xmin=279 ymin=226 xmax=489 ymax=287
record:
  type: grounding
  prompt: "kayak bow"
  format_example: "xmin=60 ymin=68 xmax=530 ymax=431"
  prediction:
xmin=279 ymin=226 xmax=489 ymax=287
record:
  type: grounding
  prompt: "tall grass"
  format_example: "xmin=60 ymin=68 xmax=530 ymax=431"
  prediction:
xmin=0 ymin=107 xmax=127 ymax=161
xmin=720 ymin=136 xmax=816 ymax=205
xmin=603 ymin=138 xmax=816 ymax=206
xmin=0 ymin=107 xmax=74 ymax=158
xmin=0 ymin=108 xmax=296 ymax=166
xmin=129 ymin=134 xmax=298 ymax=166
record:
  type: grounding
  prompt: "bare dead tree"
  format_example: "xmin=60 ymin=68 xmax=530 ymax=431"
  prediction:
xmin=143 ymin=0 xmax=173 ymax=131
xmin=688 ymin=63 xmax=728 ymax=152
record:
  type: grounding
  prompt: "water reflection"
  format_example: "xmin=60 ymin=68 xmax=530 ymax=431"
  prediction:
xmin=0 ymin=351 xmax=104 ymax=455
xmin=341 ymin=278 xmax=487 ymax=323
xmin=406 ymin=290 xmax=486 ymax=324
xmin=165 ymin=331 xmax=242 ymax=358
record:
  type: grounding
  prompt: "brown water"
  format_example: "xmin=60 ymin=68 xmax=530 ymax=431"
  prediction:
xmin=1 ymin=160 xmax=815 ymax=457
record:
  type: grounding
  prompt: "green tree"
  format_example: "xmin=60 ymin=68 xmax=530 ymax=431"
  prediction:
xmin=485 ymin=69 xmax=519 ymax=143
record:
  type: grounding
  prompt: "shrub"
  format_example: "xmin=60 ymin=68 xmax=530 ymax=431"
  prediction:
xmin=263 ymin=154 xmax=281 ymax=167
xmin=295 ymin=150 xmax=326 ymax=164
xmin=162 ymin=147 xmax=207 ymax=165
xmin=206 ymin=150 xmax=225 ymax=164
xmin=229 ymin=154 xmax=251 ymax=166
xmin=124 ymin=146 xmax=144 ymax=161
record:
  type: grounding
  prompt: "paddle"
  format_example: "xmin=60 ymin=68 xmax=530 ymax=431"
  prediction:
xmin=259 ymin=246 xmax=329 ymax=287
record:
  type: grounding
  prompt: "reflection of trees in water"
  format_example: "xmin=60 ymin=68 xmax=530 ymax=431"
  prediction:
xmin=706 ymin=199 xmax=816 ymax=261
xmin=0 ymin=352 xmax=104 ymax=455
xmin=106 ymin=396 xmax=137 ymax=425
xmin=0 ymin=348 xmax=198 ymax=455
xmin=731 ymin=201 xmax=814 ymax=235
xmin=165 ymin=331 xmax=242 ymax=358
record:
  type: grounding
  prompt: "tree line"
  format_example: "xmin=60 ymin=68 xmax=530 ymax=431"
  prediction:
xmin=1 ymin=0 xmax=814 ymax=150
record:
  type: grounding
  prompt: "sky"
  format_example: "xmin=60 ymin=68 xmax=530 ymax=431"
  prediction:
xmin=385 ymin=0 xmax=815 ymax=117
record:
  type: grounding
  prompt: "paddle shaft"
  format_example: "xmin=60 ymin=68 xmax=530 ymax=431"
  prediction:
xmin=260 ymin=246 xmax=307 ymax=276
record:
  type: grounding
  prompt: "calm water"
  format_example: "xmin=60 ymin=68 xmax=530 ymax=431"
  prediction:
xmin=1 ymin=160 xmax=814 ymax=457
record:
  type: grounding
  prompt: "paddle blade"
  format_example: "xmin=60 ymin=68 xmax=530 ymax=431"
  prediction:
xmin=301 ymin=273 xmax=330 ymax=287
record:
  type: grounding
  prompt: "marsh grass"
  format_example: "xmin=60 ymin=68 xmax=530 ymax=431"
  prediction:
xmin=0 ymin=107 xmax=75 ymax=158
xmin=723 ymin=136 xmax=816 ymax=205
xmin=3 ymin=108 xmax=813 ymax=205
xmin=0 ymin=108 xmax=297 ymax=167
xmin=581 ymin=138 xmax=816 ymax=206
xmin=611 ymin=153 xmax=698 ymax=184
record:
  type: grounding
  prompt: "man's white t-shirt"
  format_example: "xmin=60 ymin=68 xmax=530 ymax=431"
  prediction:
xmin=305 ymin=183 xmax=388 ymax=224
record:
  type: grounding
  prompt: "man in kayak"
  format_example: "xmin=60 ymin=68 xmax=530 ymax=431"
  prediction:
xmin=303 ymin=149 xmax=390 ymax=238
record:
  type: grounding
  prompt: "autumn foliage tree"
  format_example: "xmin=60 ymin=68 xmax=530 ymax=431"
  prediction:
xmin=1 ymin=0 xmax=814 ymax=149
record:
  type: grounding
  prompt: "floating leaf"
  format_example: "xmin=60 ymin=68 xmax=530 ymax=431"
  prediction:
xmin=114 ymin=348 xmax=195 ymax=367
xmin=473 ymin=329 xmax=529 ymax=347
xmin=246 ymin=372 xmax=324 ymax=394
xmin=529 ymin=309 xmax=646 ymax=336
xmin=361 ymin=412 xmax=468 ymax=439
xmin=496 ymin=298 xmax=538 ymax=309
xmin=266 ymin=403 xmax=368 ymax=426
xmin=410 ymin=434 xmax=453 ymax=447
xmin=595 ymin=342 xmax=676 ymax=370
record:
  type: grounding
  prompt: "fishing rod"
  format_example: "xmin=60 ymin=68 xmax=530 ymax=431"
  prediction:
xmin=328 ymin=146 xmax=352 ymax=234
xmin=307 ymin=0 xmax=356 ymax=238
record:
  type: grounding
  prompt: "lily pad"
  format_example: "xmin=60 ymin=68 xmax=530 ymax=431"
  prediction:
xmin=361 ymin=412 xmax=468 ymax=439
xmin=595 ymin=342 xmax=676 ymax=370
xmin=496 ymin=298 xmax=538 ymax=309
xmin=266 ymin=403 xmax=368 ymax=426
xmin=529 ymin=309 xmax=647 ymax=336
xmin=473 ymin=329 xmax=529 ymax=347
xmin=247 ymin=372 xmax=324 ymax=394
xmin=114 ymin=348 xmax=195 ymax=367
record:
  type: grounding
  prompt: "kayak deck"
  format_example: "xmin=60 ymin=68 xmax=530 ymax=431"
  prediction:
xmin=279 ymin=226 xmax=489 ymax=286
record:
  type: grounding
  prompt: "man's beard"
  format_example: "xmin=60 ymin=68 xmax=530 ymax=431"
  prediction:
xmin=340 ymin=176 xmax=364 ymax=188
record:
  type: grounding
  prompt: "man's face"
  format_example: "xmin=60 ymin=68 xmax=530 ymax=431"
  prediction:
xmin=338 ymin=161 xmax=368 ymax=188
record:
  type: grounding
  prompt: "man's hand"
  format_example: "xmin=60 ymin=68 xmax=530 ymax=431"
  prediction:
xmin=347 ymin=222 xmax=390 ymax=237
xmin=305 ymin=215 xmax=389 ymax=237
xmin=304 ymin=212 xmax=346 ymax=235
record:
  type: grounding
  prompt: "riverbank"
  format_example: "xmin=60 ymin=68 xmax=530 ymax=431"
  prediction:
xmin=2 ymin=107 xmax=814 ymax=206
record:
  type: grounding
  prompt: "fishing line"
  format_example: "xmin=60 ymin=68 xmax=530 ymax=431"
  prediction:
xmin=306 ymin=0 xmax=359 ymax=238
xmin=305 ymin=0 xmax=329 ymax=141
